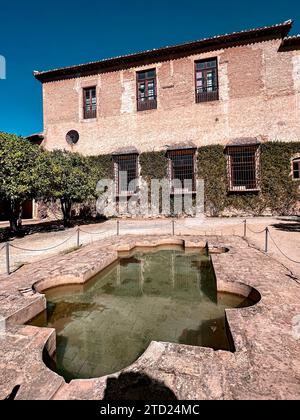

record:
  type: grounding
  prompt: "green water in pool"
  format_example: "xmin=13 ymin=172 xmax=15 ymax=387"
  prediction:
xmin=29 ymin=247 xmax=253 ymax=381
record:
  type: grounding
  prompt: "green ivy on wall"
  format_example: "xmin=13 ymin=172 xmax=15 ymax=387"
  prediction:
xmin=86 ymin=142 xmax=300 ymax=216
xmin=197 ymin=142 xmax=300 ymax=216
xmin=259 ymin=142 xmax=300 ymax=215
xmin=197 ymin=145 xmax=228 ymax=216
xmin=139 ymin=151 xmax=168 ymax=181
xmin=86 ymin=154 xmax=114 ymax=182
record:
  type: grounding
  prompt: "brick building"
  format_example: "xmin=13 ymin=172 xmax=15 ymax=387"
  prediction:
xmin=34 ymin=20 xmax=300 ymax=216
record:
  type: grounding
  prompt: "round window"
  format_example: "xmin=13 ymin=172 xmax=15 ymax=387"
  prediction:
xmin=66 ymin=130 xmax=79 ymax=145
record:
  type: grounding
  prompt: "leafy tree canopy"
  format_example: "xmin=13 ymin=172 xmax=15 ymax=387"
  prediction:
xmin=0 ymin=132 xmax=43 ymax=201
xmin=42 ymin=149 xmax=98 ymax=226
xmin=44 ymin=149 xmax=97 ymax=202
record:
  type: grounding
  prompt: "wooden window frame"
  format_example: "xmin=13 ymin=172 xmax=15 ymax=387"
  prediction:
xmin=113 ymin=154 xmax=139 ymax=197
xmin=195 ymin=58 xmax=219 ymax=103
xmin=83 ymin=86 xmax=97 ymax=119
xmin=227 ymin=145 xmax=260 ymax=192
xmin=136 ymin=69 xmax=157 ymax=112
xmin=292 ymin=158 xmax=300 ymax=180
xmin=168 ymin=149 xmax=196 ymax=194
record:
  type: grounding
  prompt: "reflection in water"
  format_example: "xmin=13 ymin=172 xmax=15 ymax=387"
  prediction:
xmin=29 ymin=247 xmax=254 ymax=382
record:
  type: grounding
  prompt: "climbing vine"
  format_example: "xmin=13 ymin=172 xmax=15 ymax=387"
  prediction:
xmin=139 ymin=151 xmax=168 ymax=181
xmin=197 ymin=142 xmax=300 ymax=216
xmin=31 ymin=143 xmax=300 ymax=219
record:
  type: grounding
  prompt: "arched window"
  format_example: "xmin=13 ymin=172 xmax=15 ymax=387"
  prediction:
xmin=292 ymin=158 xmax=300 ymax=180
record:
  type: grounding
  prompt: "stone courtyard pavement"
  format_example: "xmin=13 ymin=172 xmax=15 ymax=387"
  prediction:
xmin=0 ymin=216 xmax=299 ymax=278
xmin=0 ymin=234 xmax=299 ymax=400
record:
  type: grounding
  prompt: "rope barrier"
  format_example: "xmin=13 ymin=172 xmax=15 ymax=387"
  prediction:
xmin=244 ymin=222 xmax=300 ymax=264
xmin=9 ymin=231 xmax=77 ymax=252
xmin=246 ymin=225 xmax=267 ymax=234
xmin=78 ymin=228 xmax=108 ymax=236
xmin=173 ymin=220 xmax=244 ymax=232
xmin=268 ymin=230 xmax=300 ymax=264
xmin=2 ymin=219 xmax=299 ymax=277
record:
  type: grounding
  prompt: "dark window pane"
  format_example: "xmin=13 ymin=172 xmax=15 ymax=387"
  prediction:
xmin=146 ymin=70 xmax=156 ymax=78
xmin=207 ymin=60 xmax=217 ymax=68
xmin=195 ymin=59 xmax=218 ymax=102
xmin=196 ymin=62 xmax=206 ymax=70
xmin=137 ymin=70 xmax=157 ymax=111
xmin=293 ymin=161 xmax=300 ymax=179
xmin=138 ymin=69 xmax=156 ymax=79
xmin=83 ymin=87 xmax=97 ymax=119
xmin=196 ymin=59 xmax=217 ymax=71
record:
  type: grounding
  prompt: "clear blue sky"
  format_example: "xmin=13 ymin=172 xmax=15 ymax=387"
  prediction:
xmin=0 ymin=0 xmax=299 ymax=136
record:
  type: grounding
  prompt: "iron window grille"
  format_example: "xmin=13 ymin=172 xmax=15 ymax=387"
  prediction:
xmin=168 ymin=149 xmax=196 ymax=194
xmin=195 ymin=58 xmax=219 ymax=103
xmin=83 ymin=87 xmax=97 ymax=119
xmin=137 ymin=69 xmax=157 ymax=111
xmin=227 ymin=145 xmax=260 ymax=192
xmin=292 ymin=159 xmax=300 ymax=180
xmin=114 ymin=154 xmax=139 ymax=196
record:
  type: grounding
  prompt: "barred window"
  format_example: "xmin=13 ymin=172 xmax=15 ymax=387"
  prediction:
xmin=292 ymin=158 xmax=300 ymax=179
xmin=195 ymin=58 xmax=219 ymax=103
xmin=227 ymin=145 xmax=260 ymax=191
xmin=168 ymin=149 xmax=196 ymax=193
xmin=114 ymin=154 xmax=138 ymax=195
xmin=83 ymin=87 xmax=97 ymax=119
xmin=137 ymin=69 xmax=157 ymax=111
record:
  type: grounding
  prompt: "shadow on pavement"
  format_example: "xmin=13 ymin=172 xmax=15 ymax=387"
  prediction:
xmin=271 ymin=222 xmax=300 ymax=233
xmin=104 ymin=372 xmax=177 ymax=400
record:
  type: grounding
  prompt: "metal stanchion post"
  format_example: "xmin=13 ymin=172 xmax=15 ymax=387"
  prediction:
xmin=117 ymin=220 xmax=120 ymax=236
xmin=77 ymin=228 xmax=80 ymax=247
xmin=6 ymin=242 xmax=10 ymax=275
xmin=244 ymin=220 xmax=247 ymax=238
xmin=265 ymin=227 xmax=269 ymax=253
xmin=172 ymin=219 xmax=175 ymax=236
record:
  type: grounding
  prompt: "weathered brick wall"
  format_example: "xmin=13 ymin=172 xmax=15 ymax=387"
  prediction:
xmin=42 ymin=39 xmax=300 ymax=155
